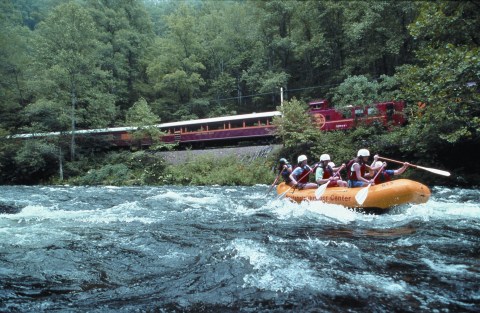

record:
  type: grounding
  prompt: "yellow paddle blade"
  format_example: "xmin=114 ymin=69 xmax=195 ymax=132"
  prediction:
xmin=277 ymin=187 xmax=292 ymax=200
xmin=355 ymin=184 xmax=371 ymax=205
xmin=315 ymin=183 xmax=329 ymax=199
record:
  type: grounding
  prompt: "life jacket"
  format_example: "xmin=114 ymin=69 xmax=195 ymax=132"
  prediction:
xmin=347 ymin=158 xmax=366 ymax=181
xmin=374 ymin=170 xmax=392 ymax=184
xmin=320 ymin=164 xmax=334 ymax=179
xmin=293 ymin=165 xmax=311 ymax=183
xmin=280 ymin=164 xmax=293 ymax=183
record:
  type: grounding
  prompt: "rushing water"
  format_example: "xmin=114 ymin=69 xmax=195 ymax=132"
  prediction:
xmin=0 ymin=184 xmax=479 ymax=312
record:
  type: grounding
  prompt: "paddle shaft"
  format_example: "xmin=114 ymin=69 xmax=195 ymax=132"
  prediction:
xmin=377 ymin=156 xmax=412 ymax=167
xmin=278 ymin=164 xmax=316 ymax=199
xmin=372 ymin=163 xmax=386 ymax=181
xmin=315 ymin=164 xmax=345 ymax=199
xmin=354 ymin=163 xmax=386 ymax=205
xmin=266 ymin=170 xmax=282 ymax=195
xmin=377 ymin=156 xmax=450 ymax=177
xmin=328 ymin=164 xmax=344 ymax=179
xmin=319 ymin=164 xmax=345 ymax=185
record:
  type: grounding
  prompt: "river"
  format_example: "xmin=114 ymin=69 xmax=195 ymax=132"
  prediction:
xmin=0 ymin=185 xmax=478 ymax=312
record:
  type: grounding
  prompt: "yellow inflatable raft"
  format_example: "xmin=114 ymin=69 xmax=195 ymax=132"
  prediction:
xmin=276 ymin=179 xmax=431 ymax=210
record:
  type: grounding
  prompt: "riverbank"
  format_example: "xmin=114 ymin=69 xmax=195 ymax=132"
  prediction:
xmin=64 ymin=145 xmax=282 ymax=186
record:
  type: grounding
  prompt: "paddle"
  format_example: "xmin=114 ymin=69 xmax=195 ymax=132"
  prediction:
xmin=377 ymin=156 xmax=450 ymax=177
xmin=277 ymin=165 xmax=317 ymax=200
xmin=266 ymin=171 xmax=281 ymax=196
xmin=355 ymin=163 xmax=386 ymax=205
xmin=315 ymin=164 xmax=345 ymax=199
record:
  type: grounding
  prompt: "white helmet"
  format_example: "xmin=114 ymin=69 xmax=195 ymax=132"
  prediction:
xmin=297 ymin=155 xmax=308 ymax=163
xmin=328 ymin=162 xmax=335 ymax=168
xmin=320 ymin=154 xmax=330 ymax=162
xmin=373 ymin=161 xmax=383 ymax=168
xmin=357 ymin=149 xmax=370 ymax=157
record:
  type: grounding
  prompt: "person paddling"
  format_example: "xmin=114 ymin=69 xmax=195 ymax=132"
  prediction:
xmin=370 ymin=155 xmax=410 ymax=184
xmin=289 ymin=155 xmax=317 ymax=189
xmin=347 ymin=149 xmax=374 ymax=187
xmin=315 ymin=154 xmax=347 ymax=187
xmin=278 ymin=158 xmax=293 ymax=184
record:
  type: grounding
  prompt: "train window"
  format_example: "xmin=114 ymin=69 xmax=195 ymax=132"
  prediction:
xmin=208 ymin=122 xmax=224 ymax=131
xmin=338 ymin=107 xmax=352 ymax=119
xmin=245 ymin=119 xmax=255 ymax=127
xmin=386 ymin=103 xmax=394 ymax=120
xmin=355 ymin=109 xmax=364 ymax=117
xmin=367 ymin=107 xmax=378 ymax=115
xmin=230 ymin=120 xmax=244 ymax=128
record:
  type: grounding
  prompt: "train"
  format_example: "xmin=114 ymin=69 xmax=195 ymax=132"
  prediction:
xmin=11 ymin=99 xmax=406 ymax=148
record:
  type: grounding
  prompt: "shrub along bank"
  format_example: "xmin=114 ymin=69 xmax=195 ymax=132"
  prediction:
xmin=64 ymin=150 xmax=276 ymax=187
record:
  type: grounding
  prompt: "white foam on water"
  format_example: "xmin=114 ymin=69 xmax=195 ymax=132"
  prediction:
xmin=148 ymin=190 xmax=220 ymax=207
xmin=303 ymin=237 xmax=359 ymax=250
xmin=421 ymin=258 xmax=470 ymax=275
xmin=225 ymin=238 xmax=335 ymax=293
xmin=401 ymin=200 xmax=480 ymax=223
xmin=266 ymin=198 xmax=364 ymax=224
xmin=350 ymin=272 xmax=408 ymax=293
xmin=78 ymin=201 xmax=157 ymax=224
xmin=1 ymin=202 xmax=156 ymax=225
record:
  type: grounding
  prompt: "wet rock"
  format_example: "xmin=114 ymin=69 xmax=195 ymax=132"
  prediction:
xmin=0 ymin=203 xmax=22 ymax=214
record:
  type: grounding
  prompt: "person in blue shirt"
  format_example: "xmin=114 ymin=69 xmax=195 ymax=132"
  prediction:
xmin=289 ymin=155 xmax=318 ymax=189
xmin=370 ymin=155 xmax=410 ymax=184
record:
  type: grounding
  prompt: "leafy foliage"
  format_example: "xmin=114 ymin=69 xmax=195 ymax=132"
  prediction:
xmin=332 ymin=75 xmax=401 ymax=107
xmin=1 ymin=0 xmax=478 ymax=186
xmin=12 ymin=140 xmax=59 ymax=184
xmin=125 ymin=97 xmax=163 ymax=148
xmin=68 ymin=151 xmax=167 ymax=186
xmin=394 ymin=0 xmax=480 ymax=176
xmin=273 ymin=98 xmax=321 ymax=150
xmin=163 ymin=154 xmax=274 ymax=186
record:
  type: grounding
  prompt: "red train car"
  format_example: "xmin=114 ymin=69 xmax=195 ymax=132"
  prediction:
xmin=308 ymin=99 xmax=406 ymax=131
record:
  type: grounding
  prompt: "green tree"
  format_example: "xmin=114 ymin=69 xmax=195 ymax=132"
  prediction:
xmin=32 ymin=2 xmax=116 ymax=160
xmin=146 ymin=3 xmax=206 ymax=121
xmin=395 ymin=1 xmax=480 ymax=173
xmin=125 ymin=97 xmax=163 ymax=148
xmin=339 ymin=1 xmax=417 ymax=77
xmin=0 ymin=1 xmax=33 ymax=130
xmin=86 ymin=0 xmax=155 ymax=113
xmin=332 ymin=75 xmax=379 ymax=107
xmin=195 ymin=0 xmax=260 ymax=115
xmin=331 ymin=75 xmax=400 ymax=107
xmin=273 ymin=98 xmax=321 ymax=149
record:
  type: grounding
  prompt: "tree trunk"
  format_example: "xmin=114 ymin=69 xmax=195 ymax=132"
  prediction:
xmin=70 ymin=78 xmax=77 ymax=161
xmin=59 ymin=146 xmax=64 ymax=181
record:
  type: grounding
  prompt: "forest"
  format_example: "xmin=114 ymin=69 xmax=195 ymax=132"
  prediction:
xmin=0 ymin=0 xmax=479 ymax=186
